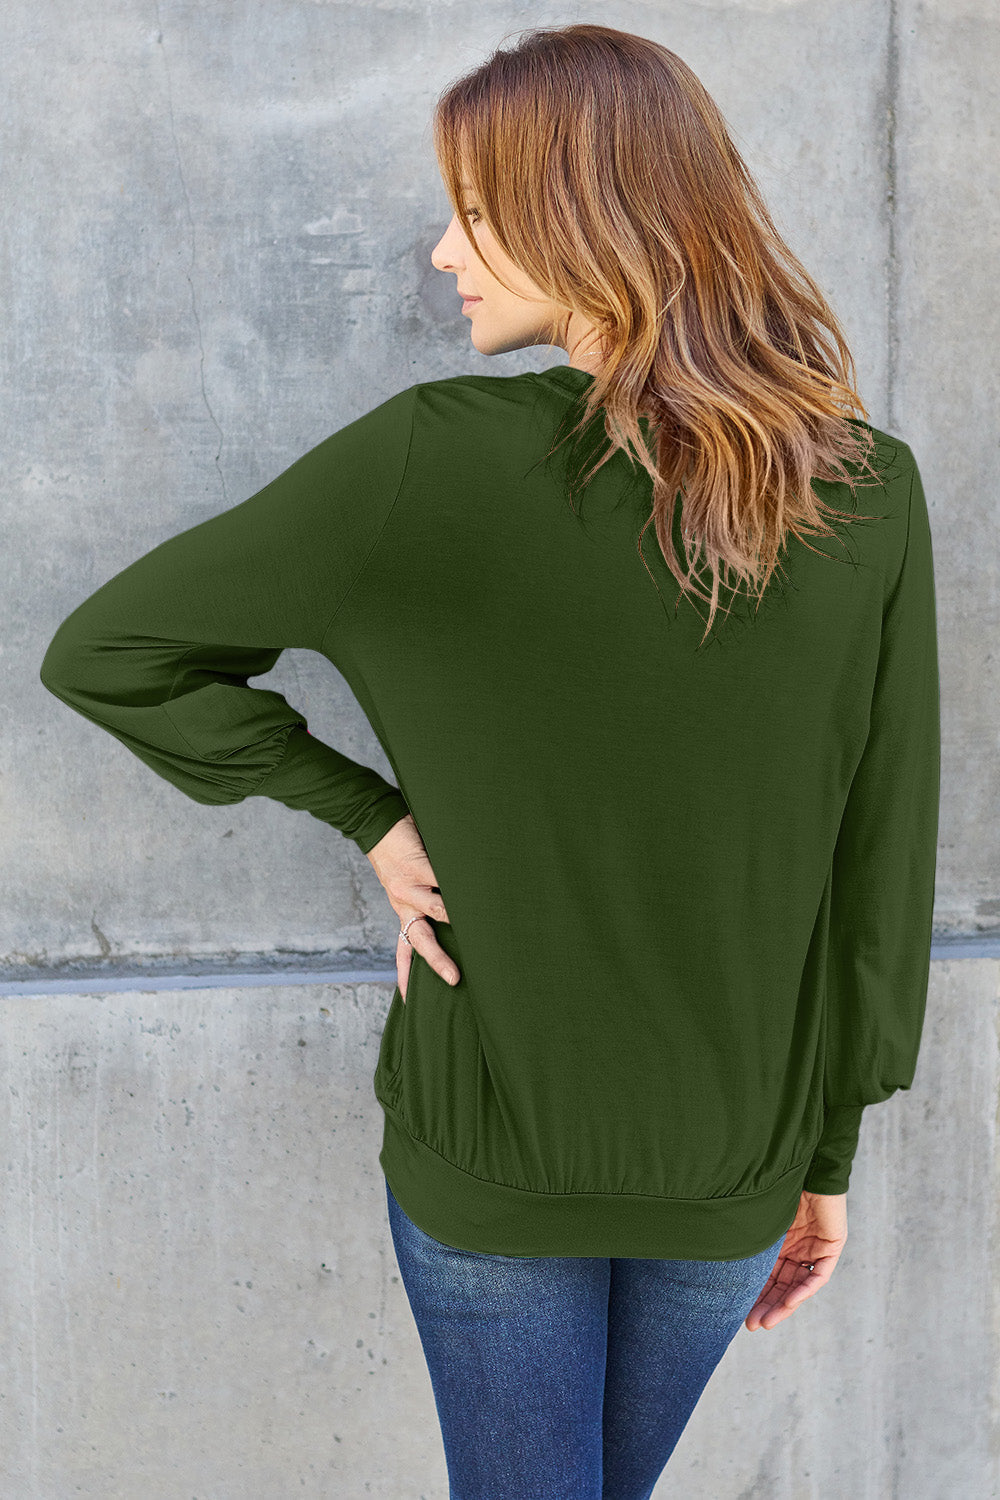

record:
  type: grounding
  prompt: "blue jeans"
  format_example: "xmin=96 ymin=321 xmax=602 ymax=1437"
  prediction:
xmin=385 ymin=1177 xmax=786 ymax=1500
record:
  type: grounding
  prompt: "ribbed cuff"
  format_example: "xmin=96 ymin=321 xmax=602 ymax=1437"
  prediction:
xmin=251 ymin=724 xmax=410 ymax=853
xmin=351 ymin=789 xmax=412 ymax=854
xmin=802 ymin=1104 xmax=865 ymax=1195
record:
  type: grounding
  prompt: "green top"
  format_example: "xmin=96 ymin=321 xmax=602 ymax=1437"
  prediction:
xmin=39 ymin=363 xmax=941 ymax=1259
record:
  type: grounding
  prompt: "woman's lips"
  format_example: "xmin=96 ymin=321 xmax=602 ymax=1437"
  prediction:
xmin=461 ymin=297 xmax=482 ymax=313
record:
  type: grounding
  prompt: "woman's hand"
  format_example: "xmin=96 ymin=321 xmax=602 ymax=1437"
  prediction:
xmin=365 ymin=814 xmax=460 ymax=1001
xmin=744 ymin=1189 xmax=849 ymax=1331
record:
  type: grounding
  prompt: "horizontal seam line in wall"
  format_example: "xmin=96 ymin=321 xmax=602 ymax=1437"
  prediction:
xmin=0 ymin=935 xmax=996 ymax=997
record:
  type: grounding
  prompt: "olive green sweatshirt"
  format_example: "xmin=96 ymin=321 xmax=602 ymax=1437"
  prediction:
xmin=39 ymin=364 xmax=941 ymax=1259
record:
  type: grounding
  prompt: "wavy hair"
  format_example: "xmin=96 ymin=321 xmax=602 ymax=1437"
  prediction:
xmin=433 ymin=23 xmax=886 ymax=642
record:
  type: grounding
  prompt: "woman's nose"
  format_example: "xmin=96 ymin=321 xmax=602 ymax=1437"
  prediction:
xmin=431 ymin=218 xmax=464 ymax=271
xmin=433 ymin=252 xmax=461 ymax=276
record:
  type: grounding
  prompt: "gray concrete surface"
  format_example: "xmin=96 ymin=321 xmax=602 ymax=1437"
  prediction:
xmin=1 ymin=958 xmax=997 ymax=1498
xmin=3 ymin=0 xmax=998 ymax=1495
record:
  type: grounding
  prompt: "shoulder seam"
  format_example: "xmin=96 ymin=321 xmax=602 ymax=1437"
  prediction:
xmin=318 ymin=384 xmax=420 ymax=654
xmin=882 ymin=446 xmax=917 ymax=619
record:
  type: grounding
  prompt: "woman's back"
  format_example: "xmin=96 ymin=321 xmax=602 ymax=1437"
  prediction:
xmin=39 ymin=359 xmax=939 ymax=1260
xmin=34 ymin=21 xmax=946 ymax=1493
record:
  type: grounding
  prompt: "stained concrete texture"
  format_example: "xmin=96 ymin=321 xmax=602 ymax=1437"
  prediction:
xmin=5 ymin=0 xmax=1000 ymax=1495
xmin=8 ymin=0 xmax=994 ymax=967
xmin=0 ymin=960 xmax=997 ymax=1499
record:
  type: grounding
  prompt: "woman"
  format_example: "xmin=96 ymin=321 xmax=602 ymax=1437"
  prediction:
xmin=39 ymin=22 xmax=940 ymax=1500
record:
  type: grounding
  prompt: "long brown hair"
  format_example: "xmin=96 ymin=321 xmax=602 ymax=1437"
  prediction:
xmin=433 ymin=23 xmax=886 ymax=642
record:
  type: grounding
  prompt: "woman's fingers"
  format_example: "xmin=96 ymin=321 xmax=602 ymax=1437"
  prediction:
xmin=365 ymin=816 xmax=457 ymax=998
xmin=388 ymin=875 xmax=449 ymax=925
xmin=411 ymin=878 xmax=448 ymax=923
xmin=744 ymin=1250 xmax=839 ymax=1331
xmin=396 ymin=928 xmax=414 ymax=1002
xmin=397 ymin=913 xmax=460 ymax=996
xmin=408 ymin=915 xmax=461 ymax=986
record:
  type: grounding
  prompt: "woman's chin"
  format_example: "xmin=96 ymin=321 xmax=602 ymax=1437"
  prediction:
xmin=468 ymin=329 xmax=536 ymax=358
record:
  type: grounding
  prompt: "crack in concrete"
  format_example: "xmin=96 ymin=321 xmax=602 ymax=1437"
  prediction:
xmin=89 ymin=916 xmax=112 ymax=959
xmin=153 ymin=6 xmax=228 ymax=504
xmin=347 ymin=856 xmax=379 ymax=951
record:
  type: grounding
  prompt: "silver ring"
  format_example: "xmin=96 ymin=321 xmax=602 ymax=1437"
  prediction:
xmin=399 ymin=916 xmax=422 ymax=947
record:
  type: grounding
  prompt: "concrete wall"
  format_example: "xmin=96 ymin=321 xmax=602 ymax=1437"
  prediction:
xmin=4 ymin=1 xmax=998 ymax=1495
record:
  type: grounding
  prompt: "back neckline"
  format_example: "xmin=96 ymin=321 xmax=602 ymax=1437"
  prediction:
xmin=534 ymin=363 xmax=655 ymax=429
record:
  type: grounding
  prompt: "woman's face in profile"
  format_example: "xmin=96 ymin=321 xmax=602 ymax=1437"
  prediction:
xmin=431 ymin=174 xmax=598 ymax=364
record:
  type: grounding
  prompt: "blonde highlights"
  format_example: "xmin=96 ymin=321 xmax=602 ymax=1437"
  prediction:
xmin=433 ymin=23 xmax=885 ymax=642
